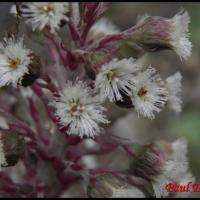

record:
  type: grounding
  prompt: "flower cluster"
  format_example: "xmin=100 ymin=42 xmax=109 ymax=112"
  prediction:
xmin=95 ymin=58 xmax=181 ymax=119
xmin=0 ymin=2 xmax=194 ymax=198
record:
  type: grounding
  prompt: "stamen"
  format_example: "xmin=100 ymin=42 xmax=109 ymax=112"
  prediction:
xmin=41 ymin=4 xmax=54 ymax=13
xmin=137 ymin=87 xmax=147 ymax=97
xmin=8 ymin=57 xmax=21 ymax=69
xmin=107 ymin=69 xmax=118 ymax=81
xmin=70 ymin=102 xmax=85 ymax=116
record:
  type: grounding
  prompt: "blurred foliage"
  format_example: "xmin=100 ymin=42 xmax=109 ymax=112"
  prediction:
xmin=170 ymin=111 xmax=200 ymax=176
xmin=189 ymin=6 xmax=200 ymax=50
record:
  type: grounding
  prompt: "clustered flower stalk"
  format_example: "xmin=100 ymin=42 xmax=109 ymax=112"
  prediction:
xmin=0 ymin=2 xmax=195 ymax=198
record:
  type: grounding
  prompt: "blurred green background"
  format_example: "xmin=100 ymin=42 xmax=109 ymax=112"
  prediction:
xmin=0 ymin=2 xmax=199 ymax=197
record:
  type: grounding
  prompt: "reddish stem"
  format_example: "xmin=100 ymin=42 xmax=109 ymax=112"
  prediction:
xmin=44 ymin=32 xmax=66 ymax=65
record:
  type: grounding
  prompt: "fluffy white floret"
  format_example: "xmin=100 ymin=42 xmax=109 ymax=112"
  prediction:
xmin=0 ymin=36 xmax=32 ymax=87
xmin=51 ymin=80 xmax=109 ymax=138
xmin=130 ymin=67 xmax=168 ymax=119
xmin=169 ymin=10 xmax=192 ymax=61
xmin=95 ymin=58 xmax=140 ymax=102
xmin=18 ymin=3 xmax=70 ymax=33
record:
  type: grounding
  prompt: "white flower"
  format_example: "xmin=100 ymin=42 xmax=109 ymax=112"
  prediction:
xmin=87 ymin=17 xmax=120 ymax=41
xmin=0 ymin=134 xmax=7 ymax=170
xmin=166 ymin=72 xmax=182 ymax=113
xmin=168 ymin=10 xmax=192 ymax=61
xmin=95 ymin=58 xmax=140 ymax=102
xmin=130 ymin=67 xmax=167 ymax=119
xmin=18 ymin=3 xmax=70 ymax=33
xmin=51 ymin=80 xmax=109 ymax=138
xmin=0 ymin=36 xmax=32 ymax=87
xmin=152 ymin=137 xmax=195 ymax=198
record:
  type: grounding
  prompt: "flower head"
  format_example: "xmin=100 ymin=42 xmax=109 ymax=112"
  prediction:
xmin=130 ymin=67 xmax=167 ymax=119
xmin=95 ymin=58 xmax=140 ymax=102
xmin=129 ymin=137 xmax=195 ymax=198
xmin=18 ymin=3 xmax=70 ymax=33
xmin=166 ymin=72 xmax=182 ymax=113
xmin=129 ymin=143 xmax=165 ymax=181
xmin=126 ymin=10 xmax=191 ymax=60
xmin=51 ymin=80 xmax=109 ymax=138
xmin=0 ymin=36 xmax=32 ymax=87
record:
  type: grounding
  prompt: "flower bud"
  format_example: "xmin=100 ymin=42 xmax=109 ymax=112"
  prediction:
xmin=129 ymin=143 xmax=166 ymax=181
xmin=129 ymin=138 xmax=194 ymax=198
xmin=87 ymin=173 xmax=145 ymax=198
xmin=21 ymin=53 xmax=41 ymax=87
xmin=0 ymin=130 xmax=24 ymax=167
xmin=125 ymin=10 xmax=191 ymax=60
xmin=127 ymin=16 xmax=172 ymax=51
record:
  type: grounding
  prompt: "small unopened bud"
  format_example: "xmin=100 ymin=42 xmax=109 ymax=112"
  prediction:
xmin=125 ymin=10 xmax=191 ymax=60
xmin=87 ymin=173 xmax=145 ymax=198
xmin=21 ymin=54 xmax=41 ymax=87
xmin=0 ymin=130 xmax=24 ymax=167
xmin=129 ymin=143 xmax=166 ymax=181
